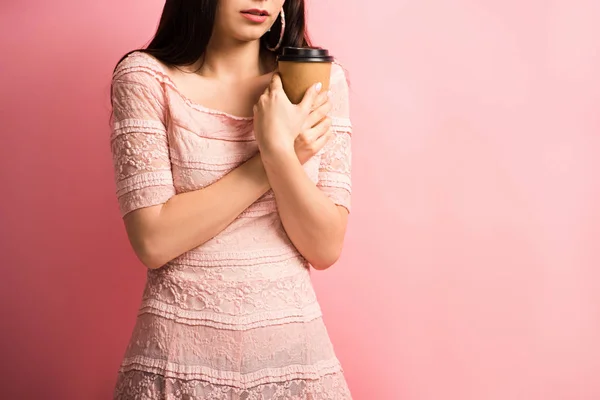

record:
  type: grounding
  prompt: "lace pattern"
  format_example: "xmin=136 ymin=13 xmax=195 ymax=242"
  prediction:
xmin=110 ymin=52 xmax=353 ymax=399
xmin=140 ymin=264 xmax=319 ymax=321
xmin=114 ymin=370 xmax=351 ymax=400
xmin=111 ymin=70 xmax=175 ymax=216
xmin=119 ymin=315 xmax=338 ymax=379
xmin=317 ymin=64 xmax=353 ymax=212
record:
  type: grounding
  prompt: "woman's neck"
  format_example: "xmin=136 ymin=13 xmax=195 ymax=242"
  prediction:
xmin=196 ymin=36 xmax=276 ymax=82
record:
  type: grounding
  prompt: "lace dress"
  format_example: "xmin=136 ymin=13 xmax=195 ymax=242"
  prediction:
xmin=110 ymin=52 xmax=353 ymax=399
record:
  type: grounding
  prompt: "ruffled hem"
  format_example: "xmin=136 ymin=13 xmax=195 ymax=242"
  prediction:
xmin=119 ymin=356 xmax=343 ymax=388
xmin=114 ymin=368 xmax=352 ymax=400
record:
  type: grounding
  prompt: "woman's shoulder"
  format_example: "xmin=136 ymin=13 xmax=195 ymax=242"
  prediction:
xmin=113 ymin=51 xmax=169 ymax=86
xmin=331 ymin=61 xmax=350 ymax=88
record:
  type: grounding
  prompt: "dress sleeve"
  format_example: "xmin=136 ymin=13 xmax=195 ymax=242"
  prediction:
xmin=110 ymin=63 xmax=176 ymax=217
xmin=316 ymin=63 xmax=353 ymax=213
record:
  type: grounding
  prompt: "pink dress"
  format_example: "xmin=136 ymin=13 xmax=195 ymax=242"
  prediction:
xmin=110 ymin=52 xmax=353 ymax=399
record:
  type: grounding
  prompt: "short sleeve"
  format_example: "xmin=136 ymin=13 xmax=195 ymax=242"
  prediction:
xmin=317 ymin=63 xmax=353 ymax=212
xmin=110 ymin=58 xmax=176 ymax=217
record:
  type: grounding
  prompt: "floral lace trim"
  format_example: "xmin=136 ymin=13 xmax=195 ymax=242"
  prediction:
xmin=119 ymin=356 xmax=343 ymax=388
xmin=318 ymin=173 xmax=352 ymax=191
xmin=114 ymin=369 xmax=352 ymax=399
xmin=116 ymin=171 xmax=174 ymax=197
xmin=121 ymin=315 xmax=339 ymax=381
xmin=113 ymin=118 xmax=166 ymax=135
xmin=170 ymin=112 xmax=256 ymax=141
xmin=169 ymin=246 xmax=304 ymax=268
xmin=316 ymin=126 xmax=352 ymax=211
xmin=165 ymin=253 xmax=306 ymax=279
xmin=331 ymin=117 xmax=352 ymax=132
xmin=169 ymin=153 xmax=256 ymax=170
xmin=114 ymin=57 xmax=166 ymax=81
xmin=139 ymin=300 xmax=322 ymax=330
xmin=319 ymin=187 xmax=351 ymax=212
xmin=319 ymin=131 xmax=351 ymax=174
xmin=141 ymin=265 xmax=317 ymax=316
xmin=119 ymin=186 xmax=176 ymax=217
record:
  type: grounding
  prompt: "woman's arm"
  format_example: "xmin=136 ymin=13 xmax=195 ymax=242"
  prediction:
xmin=261 ymin=149 xmax=348 ymax=270
xmin=111 ymin=56 xmax=333 ymax=270
xmin=123 ymin=154 xmax=270 ymax=270
xmin=111 ymin=65 xmax=273 ymax=270
xmin=253 ymin=67 xmax=353 ymax=270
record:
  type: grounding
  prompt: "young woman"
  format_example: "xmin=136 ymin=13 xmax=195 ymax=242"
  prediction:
xmin=110 ymin=0 xmax=353 ymax=398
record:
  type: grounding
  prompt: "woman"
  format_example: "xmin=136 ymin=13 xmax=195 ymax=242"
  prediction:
xmin=110 ymin=0 xmax=353 ymax=398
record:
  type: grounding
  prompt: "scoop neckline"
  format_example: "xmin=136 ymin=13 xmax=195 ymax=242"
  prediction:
xmin=132 ymin=51 xmax=256 ymax=121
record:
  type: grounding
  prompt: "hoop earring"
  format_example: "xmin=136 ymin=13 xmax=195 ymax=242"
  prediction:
xmin=267 ymin=9 xmax=285 ymax=52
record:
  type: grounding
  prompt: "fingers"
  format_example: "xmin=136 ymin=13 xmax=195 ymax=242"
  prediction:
xmin=301 ymin=117 xmax=332 ymax=143
xmin=269 ymin=72 xmax=284 ymax=91
xmin=295 ymin=119 xmax=334 ymax=163
xmin=299 ymin=82 xmax=323 ymax=113
xmin=310 ymin=124 xmax=335 ymax=153
xmin=304 ymin=98 xmax=333 ymax=129
xmin=311 ymin=90 xmax=330 ymax=111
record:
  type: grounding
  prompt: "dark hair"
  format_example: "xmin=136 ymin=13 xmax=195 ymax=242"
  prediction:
xmin=115 ymin=0 xmax=311 ymax=70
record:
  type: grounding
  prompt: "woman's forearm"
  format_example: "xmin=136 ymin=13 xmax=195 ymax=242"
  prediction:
xmin=125 ymin=153 xmax=270 ymax=269
xmin=261 ymin=147 xmax=348 ymax=270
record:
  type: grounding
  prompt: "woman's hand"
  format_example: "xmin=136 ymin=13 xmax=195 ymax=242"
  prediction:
xmin=294 ymin=91 xmax=333 ymax=164
xmin=253 ymin=73 xmax=332 ymax=162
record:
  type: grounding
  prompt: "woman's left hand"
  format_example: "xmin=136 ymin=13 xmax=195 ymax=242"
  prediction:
xmin=253 ymin=73 xmax=323 ymax=157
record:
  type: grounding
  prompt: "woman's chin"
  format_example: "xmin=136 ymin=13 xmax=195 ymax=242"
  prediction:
xmin=231 ymin=27 xmax=269 ymax=43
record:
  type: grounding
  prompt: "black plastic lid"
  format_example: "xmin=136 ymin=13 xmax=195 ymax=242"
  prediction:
xmin=277 ymin=47 xmax=334 ymax=62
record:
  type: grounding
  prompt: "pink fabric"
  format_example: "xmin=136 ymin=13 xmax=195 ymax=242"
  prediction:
xmin=109 ymin=52 xmax=353 ymax=399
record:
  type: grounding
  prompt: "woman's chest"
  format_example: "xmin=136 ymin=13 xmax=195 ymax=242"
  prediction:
xmin=165 ymin=102 xmax=321 ymax=194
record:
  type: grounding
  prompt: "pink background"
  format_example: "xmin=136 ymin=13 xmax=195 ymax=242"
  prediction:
xmin=1 ymin=0 xmax=599 ymax=399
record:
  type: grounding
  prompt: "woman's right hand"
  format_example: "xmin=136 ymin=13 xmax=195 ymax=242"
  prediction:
xmin=294 ymin=90 xmax=334 ymax=164
xmin=253 ymin=74 xmax=334 ymax=165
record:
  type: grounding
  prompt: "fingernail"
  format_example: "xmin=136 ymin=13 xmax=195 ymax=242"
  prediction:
xmin=315 ymin=82 xmax=322 ymax=92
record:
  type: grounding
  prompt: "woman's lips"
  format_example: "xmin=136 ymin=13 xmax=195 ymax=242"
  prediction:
xmin=241 ymin=9 xmax=269 ymax=23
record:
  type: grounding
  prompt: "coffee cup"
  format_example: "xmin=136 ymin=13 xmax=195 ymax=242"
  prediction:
xmin=277 ymin=47 xmax=334 ymax=104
